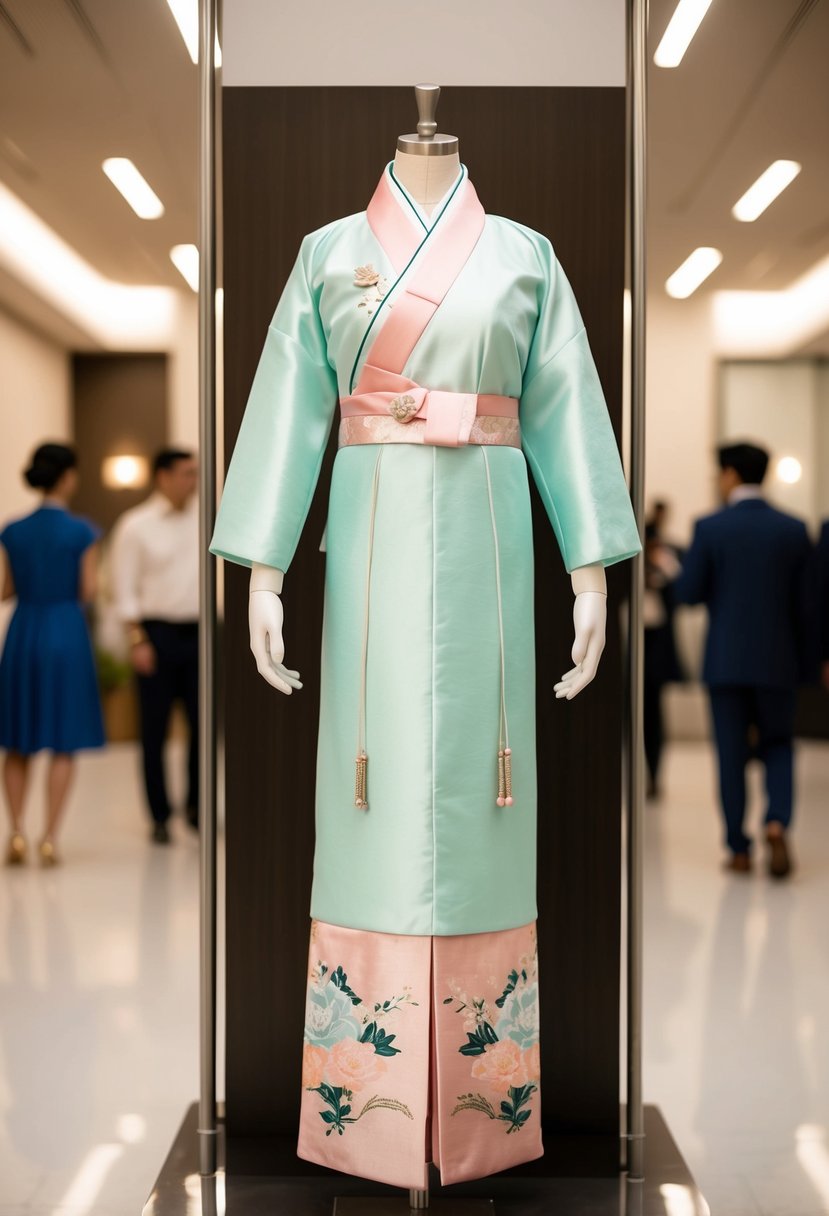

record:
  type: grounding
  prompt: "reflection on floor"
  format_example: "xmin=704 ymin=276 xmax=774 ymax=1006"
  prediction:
xmin=0 ymin=741 xmax=199 ymax=1216
xmin=0 ymin=738 xmax=827 ymax=1215
xmin=643 ymin=739 xmax=829 ymax=1216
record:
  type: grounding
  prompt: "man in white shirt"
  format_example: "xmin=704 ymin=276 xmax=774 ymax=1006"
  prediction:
xmin=110 ymin=449 xmax=199 ymax=843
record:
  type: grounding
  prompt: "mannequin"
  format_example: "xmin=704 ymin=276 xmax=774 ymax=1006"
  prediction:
xmin=248 ymin=83 xmax=607 ymax=701
xmin=249 ymin=83 xmax=602 ymax=705
xmin=211 ymin=81 xmax=639 ymax=1198
xmin=249 ymin=516 xmax=608 ymax=702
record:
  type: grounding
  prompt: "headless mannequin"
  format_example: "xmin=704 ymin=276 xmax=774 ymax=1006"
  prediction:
xmin=246 ymin=109 xmax=610 ymax=1209
xmin=248 ymin=144 xmax=608 ymax=698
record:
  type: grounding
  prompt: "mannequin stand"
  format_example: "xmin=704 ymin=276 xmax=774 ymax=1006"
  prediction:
xmin=333 ymin=1200 xmax=494 ymax=1215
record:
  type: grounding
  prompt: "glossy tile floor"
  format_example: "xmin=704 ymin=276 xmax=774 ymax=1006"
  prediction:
xmin=0 ymin=742 xmax=200 ymax=1216
xmin=0 ymin=736 xmax=828 ymax=1216
xmin=642 ymin=739 xmax=829 ymax=1216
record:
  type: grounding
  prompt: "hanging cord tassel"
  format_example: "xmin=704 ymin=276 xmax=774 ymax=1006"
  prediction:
xmin=355 ymin=447 xmax=384 ymax=809
xmin=481 ymin=448 xmax=513 ymax=807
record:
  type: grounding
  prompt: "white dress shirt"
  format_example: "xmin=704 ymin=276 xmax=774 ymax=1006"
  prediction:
xmin=728 ymin=484 xmax=764 ymax=505
xmin=110 ymin=491 xmax=199 ymax=623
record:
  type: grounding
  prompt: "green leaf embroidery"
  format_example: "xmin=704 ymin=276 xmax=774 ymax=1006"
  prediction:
xmin=328 ymin=965 xmax=361 ymax=1006
xmin=494 ymin=967 xmax=528 ymax=1009
xmin=458 ymin=1022 xmax=499 ymax=1056
xmin=359 ymin=1021 xmax=401 ymax=1056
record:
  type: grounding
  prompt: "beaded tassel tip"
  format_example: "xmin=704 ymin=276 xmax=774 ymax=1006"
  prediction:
xmin=497 ymin=748 xmax=506 ymax=807
xmin=355 ymin=751 xmax=368 ymax=810
xmin=504 ymin=746 xmax=513 ymax=807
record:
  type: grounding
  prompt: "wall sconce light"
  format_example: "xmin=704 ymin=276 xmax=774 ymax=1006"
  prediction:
xmin=102 ymin=455 xmax=150 ymax=489
xmin=776 ymin=456 xmax=802 ymax=485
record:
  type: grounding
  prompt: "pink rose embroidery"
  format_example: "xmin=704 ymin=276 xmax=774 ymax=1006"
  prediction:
xmin=327 ymin=1037 xmax=388 ymax=1093
xmin=302 ymin=1043 xmax=328 ymax=1089
xmin=471 ymin=1038 xmax=528 ymax=1095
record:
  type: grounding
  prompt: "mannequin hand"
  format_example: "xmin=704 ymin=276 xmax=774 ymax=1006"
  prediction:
xmin=554 ymin=591 xmax=607 ymax=701
xmin=248 ymin=590 xmax=303 ymax=695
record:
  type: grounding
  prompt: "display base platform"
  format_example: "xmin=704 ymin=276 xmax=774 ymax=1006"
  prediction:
xmin=142 ymin=1103 xmax=709 ymax=1216
xmin=334 ymin=1203 xmax=494 ymax=1215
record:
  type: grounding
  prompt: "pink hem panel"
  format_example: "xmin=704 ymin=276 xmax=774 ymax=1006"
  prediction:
xmin=298 ymin=919 xmax=543 ymax=1190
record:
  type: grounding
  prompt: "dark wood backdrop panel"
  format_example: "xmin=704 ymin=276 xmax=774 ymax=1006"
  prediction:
xmin=222 ymin=86 xmax=627 ymax=1169
xmin=72 ymin=353 xmax=168 ymax=533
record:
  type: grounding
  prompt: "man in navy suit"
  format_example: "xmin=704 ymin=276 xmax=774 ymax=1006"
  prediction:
xmin=818 ymin=519 xmax=829 ymax=690
xmin=675 ymin=443 xmax=814 ymax=879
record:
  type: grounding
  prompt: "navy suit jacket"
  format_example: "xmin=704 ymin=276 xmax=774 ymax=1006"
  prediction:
xmin=675 ymin=498 xmax=814 ymax=688
xmin=818 ymin=520 xmax=829 ymax=662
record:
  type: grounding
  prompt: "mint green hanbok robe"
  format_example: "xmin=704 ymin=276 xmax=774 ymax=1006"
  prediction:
xmin=209 ymin=163 xmax=640 ymax=1188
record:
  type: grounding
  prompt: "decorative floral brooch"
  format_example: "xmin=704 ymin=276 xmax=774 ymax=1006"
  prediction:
xmin=354 ymin=264 xmax=390 ymax=315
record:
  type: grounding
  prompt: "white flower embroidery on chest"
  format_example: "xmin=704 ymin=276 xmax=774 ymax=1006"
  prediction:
xmin=354 ymin=264 xmax=391 ymax=316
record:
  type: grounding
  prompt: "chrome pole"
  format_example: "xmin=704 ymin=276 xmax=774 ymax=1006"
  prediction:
xmin=198 ymin=0 xmax=219 ymax=1178
xmin=625 ymin=0 xmax=648 ymax=1185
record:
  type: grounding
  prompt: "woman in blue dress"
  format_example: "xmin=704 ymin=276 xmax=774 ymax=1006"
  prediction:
xmin=0 ymin=443 xmax=105 ymax=866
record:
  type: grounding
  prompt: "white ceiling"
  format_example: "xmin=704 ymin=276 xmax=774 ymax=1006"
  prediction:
xmin=0 ymin=0 xmax=198 ymax=295
xmin=0 ymin=0 xmax=827 ymax=348
xmin=648 ymin=0 xmax=829 ymax=297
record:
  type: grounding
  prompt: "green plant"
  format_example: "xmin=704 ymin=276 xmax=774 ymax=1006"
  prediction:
xmin=95 ymin=648 xmax=133 ymax=694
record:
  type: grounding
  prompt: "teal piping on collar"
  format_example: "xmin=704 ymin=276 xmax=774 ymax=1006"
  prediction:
xmin=349 ymin=165 xmax=468 ymax=393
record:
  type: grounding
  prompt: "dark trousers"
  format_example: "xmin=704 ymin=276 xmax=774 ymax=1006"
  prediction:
xmin=643 ymin=675 xmax=665 ymax=789
xmin=708 ymin=685 xmax=796 ymax=855
xmin=136 ymin=619 xmax=199 ymax=825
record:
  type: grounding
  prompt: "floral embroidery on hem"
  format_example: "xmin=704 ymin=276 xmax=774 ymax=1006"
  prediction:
xmin=304 ymin=961 xmax=417 ymax=1136
xmin=452 ymin=1083 xmax=537 ymax=1134
xmin=446 ymin=939 xmax=539 ymax=1134
xmin=308 ymin=1082 xmax=413 ymax=1137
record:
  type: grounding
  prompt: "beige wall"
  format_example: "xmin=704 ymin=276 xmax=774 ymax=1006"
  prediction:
xmin=167 ymin=292 xmax=199 ymax=451
xmin=645 ymin=292 xmax=718 ymax=544
xmin=720 ymin=360 xmax=820 ymax=530
xmin=0 ymin=309 xmax=71 ymax=637
xmin=223 ymin=0 xmax=625 ymax=87
xmin=0 ymin=309 xmax=71 ymax=524
xmin=818 ymin=363 xmax=829 ymax=524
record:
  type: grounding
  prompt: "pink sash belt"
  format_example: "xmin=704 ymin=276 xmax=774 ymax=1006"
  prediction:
xmin=340 ymin=367 xmax=518 ymax=449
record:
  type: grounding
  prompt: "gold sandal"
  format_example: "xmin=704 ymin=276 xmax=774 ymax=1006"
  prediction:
xmin=5 ymin=833 xmax=27 ymax=866
xmin=39 ymin=838 xmax=60 ymax=868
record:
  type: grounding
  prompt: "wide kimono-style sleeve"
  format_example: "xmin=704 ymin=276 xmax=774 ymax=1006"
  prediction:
xmin=209 ymin=232 xmax=338 ymax=572
xmin=520 ymin=236 xmax=641 ymax=573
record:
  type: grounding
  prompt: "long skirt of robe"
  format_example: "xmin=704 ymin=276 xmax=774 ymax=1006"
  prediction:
xmin=299 ymin=918 xmax=543 ymax=1189
xmin=301 ymin=440 xmax=543 ymax=1186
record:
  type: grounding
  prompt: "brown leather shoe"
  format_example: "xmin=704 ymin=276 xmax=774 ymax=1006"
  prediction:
xmin=723 ymin=852 xmax=752 ymax=873
xmin=766 ymin=829 xmax=792 ymax=879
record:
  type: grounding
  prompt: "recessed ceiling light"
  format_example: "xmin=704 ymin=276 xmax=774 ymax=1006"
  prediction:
xmin=164 ymin=0 xmax=222 ymax=65
xmin=102 ymin=158 xmax=164 ymax=219
xmin=732 ymin=160 xmax=801 ymax=223
xmin=665 ymin=247 xmax=723 ymax=298
xmin=654 ymin=0 xmax=714 ymax=68
xmin=170 ymin=243 xmax=199 ymax=292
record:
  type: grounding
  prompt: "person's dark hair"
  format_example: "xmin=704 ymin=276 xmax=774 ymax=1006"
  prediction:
xmin=24 ymin=442 xmax=77 ymax=491
xmin=153 ymin=447 xmax=194 ymax=476
xmin=717 ymin=441 xmax=769 ymax=485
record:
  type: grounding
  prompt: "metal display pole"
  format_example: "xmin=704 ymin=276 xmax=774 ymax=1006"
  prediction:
xmin=625 ymin=0 xmax=648 ymax=1187
xmin=197 ymin=0 xmax=219 ymax=1180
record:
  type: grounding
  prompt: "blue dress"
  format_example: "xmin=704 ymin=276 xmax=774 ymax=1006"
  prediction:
xmin=0 ymin=505 xmax=105 ymax=754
